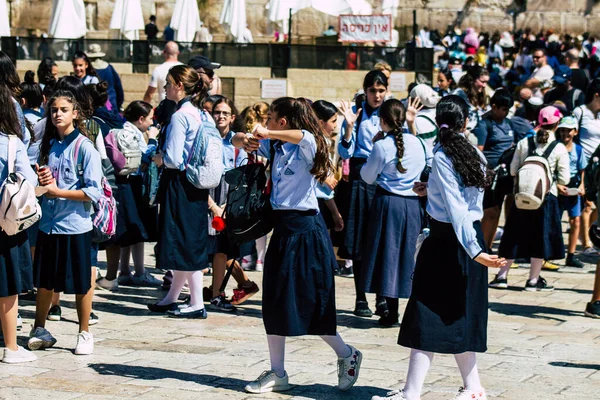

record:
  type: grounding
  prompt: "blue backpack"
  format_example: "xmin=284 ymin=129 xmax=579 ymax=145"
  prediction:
xmin=179 ymin=104 xmax=224 ymax=189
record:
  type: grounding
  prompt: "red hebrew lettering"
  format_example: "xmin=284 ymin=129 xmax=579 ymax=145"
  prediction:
xmin=342 ymin=24 xmax=348 ymax=32
xmin=381 ymin=25 xmax=389 ymax=32
xmin=365 ymin=24 xmax=371 ymax=33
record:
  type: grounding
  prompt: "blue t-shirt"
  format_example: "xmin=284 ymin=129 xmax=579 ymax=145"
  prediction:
xmin=567 ymin=143 xmax=587 ymax=180
xmin=473 ymin=117 xmax=514 ymax=168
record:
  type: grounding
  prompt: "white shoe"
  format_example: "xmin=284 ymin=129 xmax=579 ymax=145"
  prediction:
xmin=74 ymin=331 xmax=94 ymax=355
xmin=131 ymin=271 xmax=163 ymax=286
xmin=372 ymin=389 xmax=409 ymax=400
xmin=2 ymin=346 xmax=37 ymax=364
xmin=27 ymin=327 xmax=57 ymax=350
xmin=337 ymin=345 xmax=362 ymax=391
xmin=453 ymin=387 xmax=487 ymax=400
xmin=255 ymin=261 xmax=264 ymax=272
xmin=96 ymin=277 xmax=118 ymax=291
xmin=244 ymin=370 xmax=291 ymax=393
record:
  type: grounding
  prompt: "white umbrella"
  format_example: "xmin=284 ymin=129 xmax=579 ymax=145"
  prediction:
xmin=49 ymin=0 xmax=86 ymax=39
xmin=219 ymin=0 xmax=247 ymax=43
xmin=382 ymin=0 xmax=399 ymax=19
xmin=266 ymin=0 xmax=304 ymax=33
xmin=0 ymin=0 xmax=10 ymax=37
xmin=110 ymin=0 xmax=144 ymax=40
xmin=170 ymin=0 xmax=202 ymax=42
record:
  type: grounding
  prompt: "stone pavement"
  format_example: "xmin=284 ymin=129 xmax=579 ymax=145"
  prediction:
xmin=2 ymin=243 xmax=600 ymax=400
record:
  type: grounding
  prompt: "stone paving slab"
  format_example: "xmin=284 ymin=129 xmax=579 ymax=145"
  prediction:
xmin=1 ymin=241 xmax=600 ymax=400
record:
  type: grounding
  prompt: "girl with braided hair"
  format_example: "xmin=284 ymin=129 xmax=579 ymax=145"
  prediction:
xmin=372 ymin=95 xmax=506 ymax=400
xmin=359 ymin=99 xmax=432 ymax=328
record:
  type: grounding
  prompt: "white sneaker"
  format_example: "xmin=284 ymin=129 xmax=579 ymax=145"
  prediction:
xmin=255 ymin=261 xmax=264 ymax=272
xmin=96 ymin=277 xmax=118 ymax=291
xmin=131 ymin=271 xmax=163 ymax=286
xmin=337 ymin=345 xmax=362 ymax=391
xmin=74 ymin=331 xmax=94 ymax=355
xmin=241 ymin=256 xmax=256 ymax=271
xmin=372 ymin=389 xmax=409 ymax=400
xmin=27 ymin=327 xmax=57 ymax=350
xmin=453 ymin=387 xmax=487 ymax=400
xmin=2 ymin=346 xmax=37 ymax=364
xmin=244 ymin=370 xmax=291 ymax=393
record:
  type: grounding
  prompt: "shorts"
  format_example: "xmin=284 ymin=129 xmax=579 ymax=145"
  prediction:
xmin=559 ymin=195 xmax=581 ymax=218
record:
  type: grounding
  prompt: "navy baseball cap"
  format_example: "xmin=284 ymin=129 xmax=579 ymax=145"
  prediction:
xmin=188 ymin=55 xmax=221 ymax=70
xmin=553 ymin=65 xmax=572 ymax=84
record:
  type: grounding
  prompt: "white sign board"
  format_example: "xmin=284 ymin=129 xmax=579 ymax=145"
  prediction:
xmin=338 ymin=15 xmax=392 ymax=43
xmin=389 ymin=72 xmax=407 ymax=92
xmin=261 ymin=79 xmax=287 ymax=99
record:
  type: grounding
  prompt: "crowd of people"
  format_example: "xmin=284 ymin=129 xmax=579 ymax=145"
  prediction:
xmin=1 ymin=31 xmax=600 ymax=400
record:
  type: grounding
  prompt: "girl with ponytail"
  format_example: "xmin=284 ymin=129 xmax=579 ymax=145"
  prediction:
xmin=359 ymin=98 xmax=432 ymax=328
xmin=492 ymin=106 xmax=570 ymax=292
xmin=233 ymin=97 xmax=363 ymax=394
xmin=149 ymin=65 xmax=220 ymax=319
xmin=374 ymin=95 xmax=505 ymax=400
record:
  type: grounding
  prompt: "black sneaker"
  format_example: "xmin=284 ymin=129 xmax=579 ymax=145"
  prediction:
xmin=166 ymin=307 xmax=208 ymax=319
xmin=566 ymin=256 xmax=585 ymax=268
xmin=524 ymin=276 xmax=554 ymax=292
xmin=89 ymin=312 xmax=99 ymax=326
xmin=209 ymin=295 xmax=236 ymax=312
xmin=47 ymin=305 xmax=61 ymax=321
xmin=353 ymin=301 xmax=373 ymax=318
xmin=377 ymin=314 xmax=399 ymax=327
xmin=489 ymin=275 xmax=508 ymax=289
xmin=584 ymin=301 xmax=600 ymax=319
xmin=337 ymin=266 xmax=354 ymax=278
xmin=375 ymin=299 xmax=389 ymax=318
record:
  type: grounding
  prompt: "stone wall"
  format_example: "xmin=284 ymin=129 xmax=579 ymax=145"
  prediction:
xmin=8 ymin=0 xmax=600 ymax=39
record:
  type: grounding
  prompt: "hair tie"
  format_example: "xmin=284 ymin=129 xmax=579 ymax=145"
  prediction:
xmin=440 ymin=124 xmax=449 ymax=129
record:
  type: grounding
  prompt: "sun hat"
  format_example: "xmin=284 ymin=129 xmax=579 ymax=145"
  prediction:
xmin=86 ymin=44 xmax=106 ymax=59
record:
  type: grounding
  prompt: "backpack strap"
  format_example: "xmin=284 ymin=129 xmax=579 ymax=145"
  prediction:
xmin=7 ymin=136 xmax=17 ymax=175
xmin=541 ymin=140 xmax=560 ymax=159
xmin=527 ymin=136 xmax=536 ymax=157
xmin=415 ymin=114 xmax=439 ymax=140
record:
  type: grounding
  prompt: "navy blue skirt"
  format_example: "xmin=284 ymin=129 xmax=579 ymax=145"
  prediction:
xmin=262 ymin=210 xmax=337 ymax=336
xmin=156 ymin=169 xmax=209 ymax=271
xmin=34 ymin=231 xmax=92 ymax=295
xmin=0 ymin=231 xmax=33 ymax=297
xmin=339 ymin=158 xmax=376 ymax=260
xmin=208 ymin=232 xmax=254 ymax=259
xmin=102 ymin=177 xmax=148 ymax=248
xmin=498 ymin=193 xmax=565 ymax=260
xmin=130 ymin=174 xmax=159 ymax=242
xmin=360 ymin=188 xmax=423 ymax=298
xmin=398 ymin=219 xmax=488 ymax=354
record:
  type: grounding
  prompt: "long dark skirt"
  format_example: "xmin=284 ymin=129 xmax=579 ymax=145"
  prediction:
xmin=498 ymin=193 xmax=565 ymax=260
xmin=339 ymin=158 xmax=376 ymax=260
xmin=156 ymin=169 xmax=209 ymax=271
xmin=331 ymin=178 xmax=351 ymax=248
xmin=0 ymin=231 xmax=32 ymax=297
xmin=263 ymin=210 xmax=337 ymax=336
xmin=102 ymin=176 xmax=148 ymax=248
xmin=360 ymin=188 xmax=423 ymax=298
xmin=34 ymin=231 xmax=92 ymax=295
xmin=398 ymin=219 xmax=488 ymax=354
xmin=130 ymin=174 xmax=159 ymax=242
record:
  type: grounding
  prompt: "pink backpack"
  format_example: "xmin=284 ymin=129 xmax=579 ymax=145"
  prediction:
xmin=74 ymin=136 xmax=117 ymax=242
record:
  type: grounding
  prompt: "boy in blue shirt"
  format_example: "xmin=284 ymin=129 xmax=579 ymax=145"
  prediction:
xmin=556 ymin=116 xmax=587 ymax=268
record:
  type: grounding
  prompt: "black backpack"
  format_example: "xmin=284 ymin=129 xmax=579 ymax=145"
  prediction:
xmin=223 ymin=144 xmax=275 ymax=246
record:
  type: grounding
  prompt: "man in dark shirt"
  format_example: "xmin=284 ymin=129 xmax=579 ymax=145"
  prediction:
xmin=543 ymin=65 xmax=586 ymax=113
xmin=565 ymin=49 xmax=590 ymax=92
xmin=145 ymin=15 xmax=159 ymax=40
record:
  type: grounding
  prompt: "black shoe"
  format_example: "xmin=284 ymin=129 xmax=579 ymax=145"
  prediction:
xmin=89 ymin=312 xmax=99 ymax=326
xmin=47 ymin=305 xmax=61 ymax=321
xmin=584 ymin=301 xmax=600 ymax=319
xmin=166 ymin=307 xmax=208 ymax=319
xmin=19 ymin=290 xmax=37 ymax=301
xmin=209 ymin=295 xmax=236 ymax=312
xmin=566 ymin=255 xmax=585 ymax=268
xmin=353 ymin=301 xmax=373 ymax=318
xmin=524 ymin=276 xmax=554 ymax=292
xmin=489 ymin=275 xmax=508 ymax=289
xmin=147 ymin=302 xmax=178 ymax=312
xmin=375 ymin=300 xmax=389 ymax=318
xmin=378 ymin=314 xmax=399 ymax=327
xmin=337 ymin=266 xmax=354 ymax=278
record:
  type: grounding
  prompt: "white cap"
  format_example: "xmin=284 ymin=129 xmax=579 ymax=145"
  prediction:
xmin=410 ymin=84 xmax=441 ymax=108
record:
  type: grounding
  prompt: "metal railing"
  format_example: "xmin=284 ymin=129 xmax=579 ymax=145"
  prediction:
xmin=1 ymin=37 xmax=432 ymax=75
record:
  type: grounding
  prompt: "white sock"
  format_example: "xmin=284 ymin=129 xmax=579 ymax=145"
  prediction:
xmin=186 ymin=270 xmax=205 ymax=309
xmin=496 ymin=260 xmax=512 ymax=280
xmin=320 ymin=333 xmax=352 ymax=358
xmin=256 ymin=235 xmax=267 ymax=263
xmin=345 ymin=259 xmax=353 ymax=268
xmin=158 ymin=271 xmax=187 ymax=305
xmin=403 ymin=349 xmax=433 ymax=400
xmin=267 ymin=335 xmax=286 ymax=377
xmin=528 ymin=258 xmax=543 ymax=284
xmin=454 ymin=352 xmax=482 ymax=392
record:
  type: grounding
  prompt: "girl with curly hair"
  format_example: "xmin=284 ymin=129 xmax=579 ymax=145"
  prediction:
xmin=373 ymin=95 xmax=505 ymax=400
